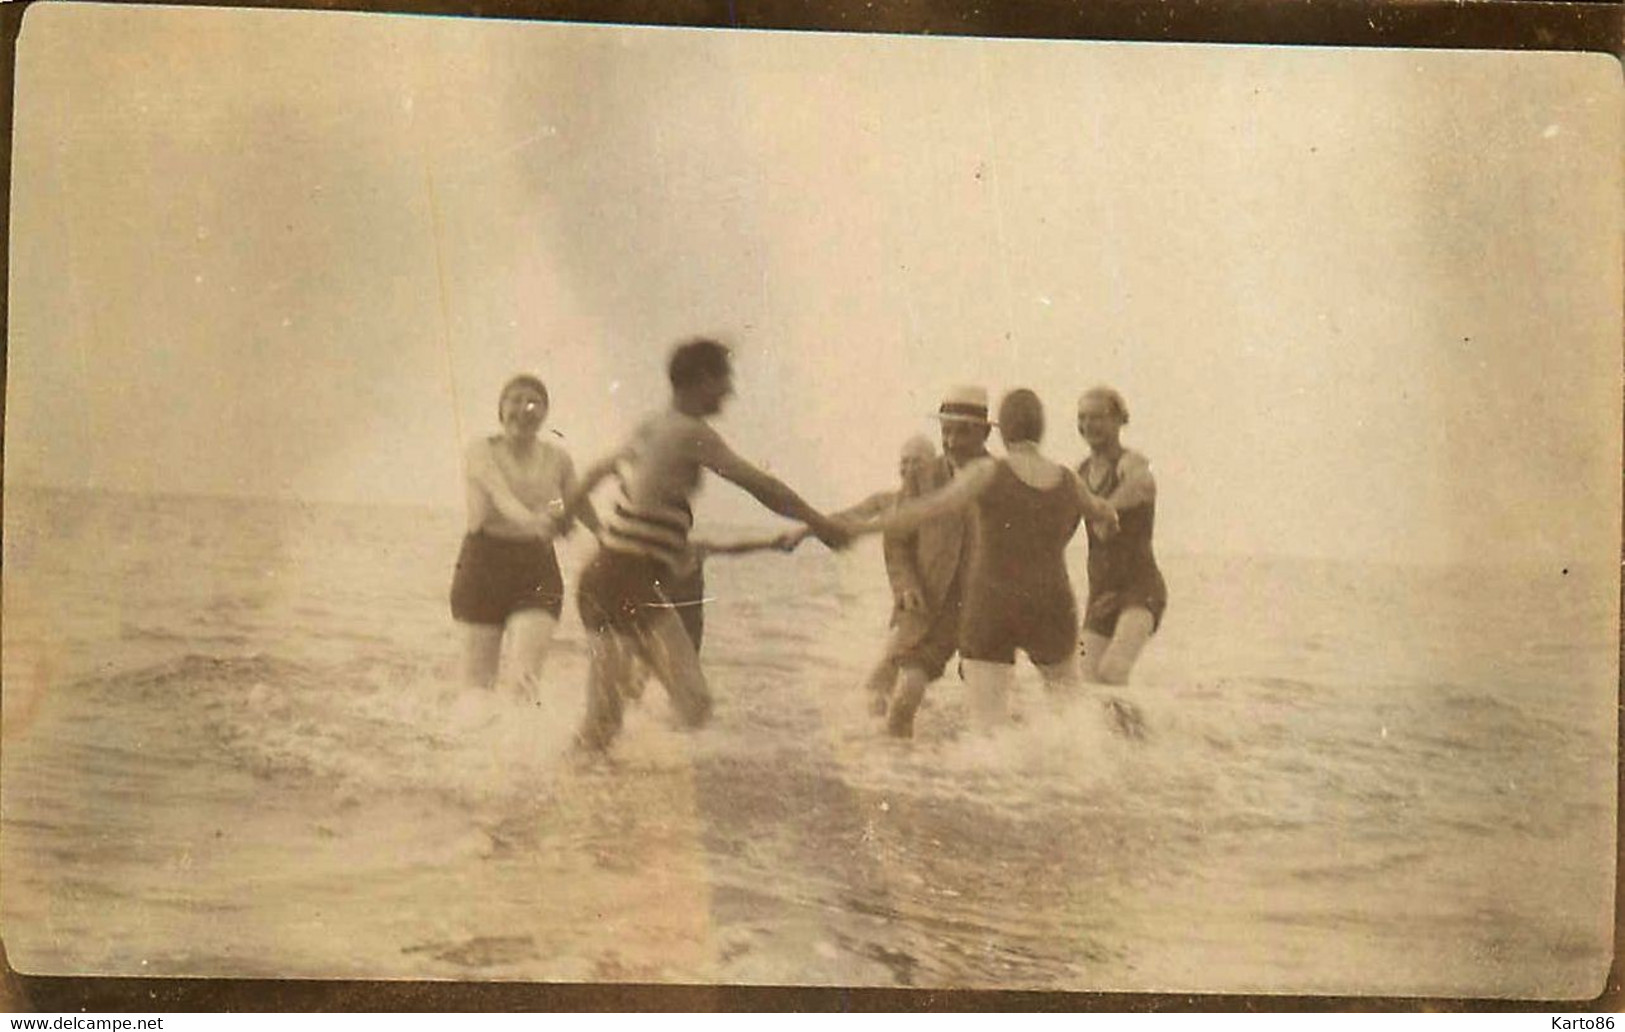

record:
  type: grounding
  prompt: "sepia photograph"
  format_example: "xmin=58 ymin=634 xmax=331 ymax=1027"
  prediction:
xmin=3 ymin=1 xmax=1620 ymax=1000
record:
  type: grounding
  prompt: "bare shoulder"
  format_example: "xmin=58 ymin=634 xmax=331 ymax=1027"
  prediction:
xmin=854 ymin=489 xmax=897 ymax=517
xmin=538 ymin=437 xmax=575 ymax=467
xmin=955 ymin=455 xmax=1000 ymax=490
xmin=464 ymin=436 xmax=499 ymax=464
xmin=1121 ymin=449 xmax=1155 ymax=478
xmin=1119 ymin=450 xmax=1157 ymax=501
xmin=681 ymin=414 xmax=731 ymax=458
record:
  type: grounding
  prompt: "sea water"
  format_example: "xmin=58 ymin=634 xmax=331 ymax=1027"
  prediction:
xmin=2 ymin=487 xmax=1615 ymax=995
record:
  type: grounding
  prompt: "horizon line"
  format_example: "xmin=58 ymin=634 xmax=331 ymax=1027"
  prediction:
xmin=4 ymin=480 xmax=1612 ymax=574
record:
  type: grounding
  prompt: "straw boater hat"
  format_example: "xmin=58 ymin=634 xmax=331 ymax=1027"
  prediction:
xmin=933 ymin=385 xmax=991 ymax=425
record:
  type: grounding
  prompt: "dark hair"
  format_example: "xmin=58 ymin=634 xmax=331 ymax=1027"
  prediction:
xmin=668 ymin=338 xmax=732 ymax=390
xmin=498 ymin=374 xmax=549 ymax=419
xmin=997 ymin=388 xmax=1045 ymax=445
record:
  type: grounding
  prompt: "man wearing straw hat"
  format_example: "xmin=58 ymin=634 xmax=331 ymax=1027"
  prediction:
xmin=880 ymin=385 xmax=993 ymax=738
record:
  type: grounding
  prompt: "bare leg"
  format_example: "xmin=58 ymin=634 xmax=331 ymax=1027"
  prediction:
xmin=886 ymin=665 xmax=931 ymax=738
xmin=862 ymin=631 xmax=902 ymax=716
xmin=1078 ymin=630 xmax=1110 ymax=685
xmin=1084 ymin=609 xmax=1155 ymax=739
xmin=961 ymin=659 xmax=1015 ymax=734
xmin=576 ymin=629 xmax=635 ymax=750
xmin=505 ymin=611 xmax=559 ymax=704
xmin=1095 ymin=608 xmax=1155 ymax=686
xmin=1034 ymin=652 xmax=1082 ymax=693
xmin=621 ymin=657 xmax=650 ymax=703
xmin=629 ymin=609 xmax=714 ymax=729
xmin=460 ymin=623 xmax=504 ymax=689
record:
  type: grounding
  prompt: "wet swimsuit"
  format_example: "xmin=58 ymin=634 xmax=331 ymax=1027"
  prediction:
xmin=576 ymin=547 xmax=709 ymax=649
xmin=663 ymin=562 xmax=706 ymax=651
xmin=1080 ymin=456 xmax=1167 ymax=637
xmin=575 ymin=546 xmax=712 ymax=746
xmin=577 ymin=457 xmax=698 ymax=636
xmin=958 ymin=461 xmax=1085 ymax=666
xmin=449 ymin=531 xmax=564 ymax=625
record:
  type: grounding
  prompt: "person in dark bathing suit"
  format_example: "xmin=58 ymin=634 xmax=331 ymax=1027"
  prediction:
xmin=1076 ymin=387 xmax=1166 ymax=684
xmin=846 ymin=390 xmax=1121 ymax=734
xmin=1075 ymin=387 xmax=1164 ymax=739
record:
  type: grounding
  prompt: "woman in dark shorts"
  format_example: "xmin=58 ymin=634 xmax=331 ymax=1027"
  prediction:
xmin=1075 ymin=386 xmax=1166 ymax=690
xmin=846 ymin=390 xmax=1120 ymax=733
xmin=450 ymin=374 xmax=597 ymax=696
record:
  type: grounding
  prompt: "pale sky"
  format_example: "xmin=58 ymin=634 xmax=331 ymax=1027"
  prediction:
xmin=9 ymin=3 xmax=1622 ymax=566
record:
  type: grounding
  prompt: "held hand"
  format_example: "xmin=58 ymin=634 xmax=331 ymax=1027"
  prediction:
xmin=530 ymin=500 xmax=568 ymax=541
xmin=531 ymin=512 xmax=561 ymax=541
xmin=773 ymin=527 xmax=811 ymax=552
xmin=835 ymin=514 xmax=883 ymax=541
xmin=1092 ymin=504 xmax=1121 ymax=540
xmin=896 ymin=588 xmax=924 ymax=613
xmin=811 ymin=515 xmax=854 ymax=551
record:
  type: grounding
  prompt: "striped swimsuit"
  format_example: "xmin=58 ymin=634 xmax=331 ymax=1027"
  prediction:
xmin=598 ymin=457 xmax=695 ymax=570
xmin=576 ymin=419 xmax=704 ymax=635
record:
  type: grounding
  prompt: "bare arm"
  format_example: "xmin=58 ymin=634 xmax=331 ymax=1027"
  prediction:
xmin=779 ymin=490 xmax=897 ymax=550
xmin=558 ymin=448 xmax=626 ymax=526
xmin=557 ymin=452 xmax=601 ymax=537
xmin=1104 ymin=452 xmax=1157 ymax=511
xmin=1069 ymin=468 xmax=1120 ymax=529
xmin=692 ymin=533 xmax=798 ymax=558
xmin=466 ymin=440 xmax=552 ymax=536
xmin=695 ymin=427 xmax=849 ymax=548
xmin=836 ymin=491 xmax=896 ymax=522
xmin=854 ymin=458 xmax=998 ymax=537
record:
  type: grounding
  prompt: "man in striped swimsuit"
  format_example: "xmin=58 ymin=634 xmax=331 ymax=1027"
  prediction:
xmin=564 ymin=338 xmax=852 ymax=751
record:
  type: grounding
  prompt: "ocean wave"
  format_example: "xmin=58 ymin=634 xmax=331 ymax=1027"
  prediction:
xmin=1287 ymin=848 xmax=1430 ymax=885
xmin=80 ymin=652 xmax=316 ymax=698
xmin=119 ymin=625 xmax=253 ymax=647
xmin=60 ymin=651 xmax=585 ymax=813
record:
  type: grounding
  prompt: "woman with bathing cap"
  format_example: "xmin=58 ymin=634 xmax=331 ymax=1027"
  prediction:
xmin=449 ymin=374 xmax=598 ymax=699
xmin=1075 ymin=386 xmax=1166 ymax=702
xmin=844 ymin=390 xmax=1120 ymax=733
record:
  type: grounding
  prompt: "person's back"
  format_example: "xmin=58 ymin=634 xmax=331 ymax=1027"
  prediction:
xmin=597 ymin=410 xmax=707 ymax=568
xmin=622 ymin=410 xmax=706 ymax=507
xmin=969 ymin=457 xmax=1084 ymax=605
xmin=955 ymin=393 xmax=1091 ymax=705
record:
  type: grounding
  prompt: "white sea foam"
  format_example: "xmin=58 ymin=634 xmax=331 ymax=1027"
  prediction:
xmin=2 ymin=487 xmax=1616 ymax=994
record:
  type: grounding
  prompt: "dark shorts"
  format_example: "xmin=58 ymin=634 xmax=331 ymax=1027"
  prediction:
xmin=449 ymin=532 xmax=564 ymax=626
xmin=1083 ymin=585 xmax=1167 ymax=638
xmin=890 ymin=590 xmax=962 ymax=682
xmin=960 ymin=585 xmax=1078 ymax=666
xmin=577 ymin=548 xmax=686 ymax=637
xmin=663 ymin=564 xmax=706 ymax=652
